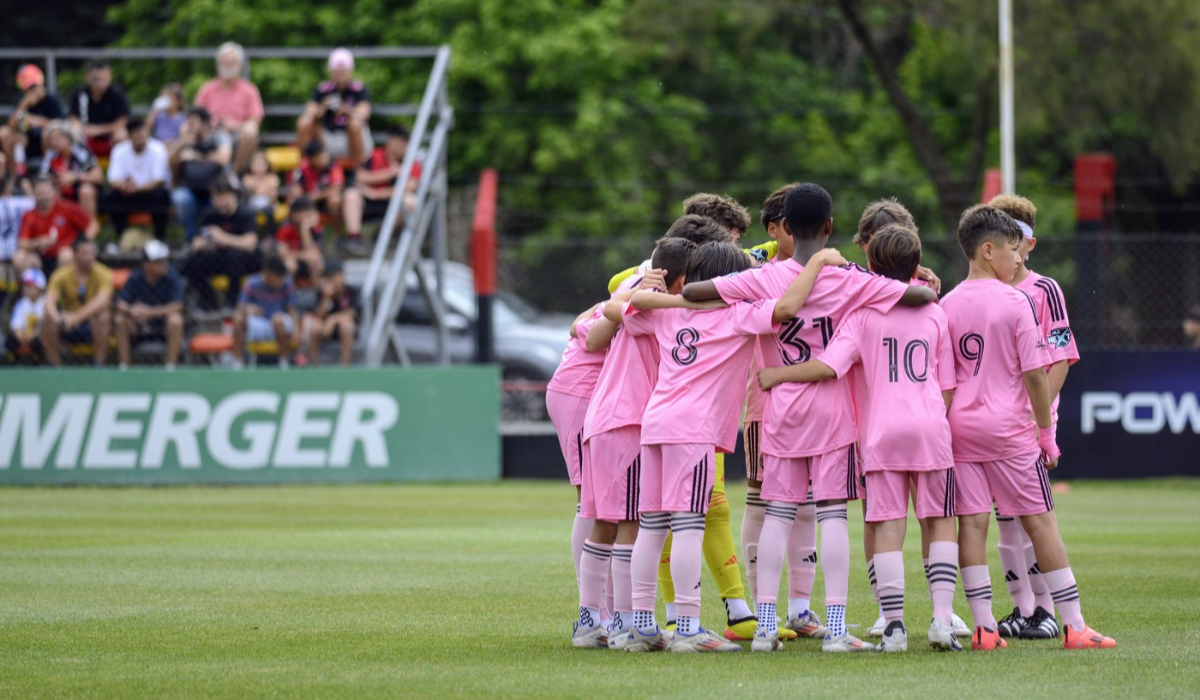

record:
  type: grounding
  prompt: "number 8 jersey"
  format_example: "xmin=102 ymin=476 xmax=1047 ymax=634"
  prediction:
xmin=940 ymin=278 xmax=1052 ymax=462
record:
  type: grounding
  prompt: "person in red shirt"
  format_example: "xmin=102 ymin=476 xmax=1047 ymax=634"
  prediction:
xmin=270 ymin=195 xmax=323 ymax=280
xmin=194 ymin=43 xmax=264 ymax=173
xmin=16 ymin=175 xmax=98 ymax=276
xmin=357 ymin=125 xmax=421 ymax=219
xmin=40 ymin=122 xmax=103 ymax=217
xmin=291 ymin=140 xmax=364 ymax=249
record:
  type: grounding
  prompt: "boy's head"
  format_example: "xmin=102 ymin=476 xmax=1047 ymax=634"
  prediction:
xmin=988 ymin=193 xmax=1038 ymax=259
xmin=210 ymin=179 xmax=238 ymax=213
xmin=664 ymin=214 xmax=730 ymax=246
xmin=304 ymin=140 xmax=330 ymax=169
xmin=685 ymin=241 xmax=752 ymax=284
xmin=854 ymin=197 xmax=916 ymax=250
xmin=761 ymin=183 xmax=797 ymax=259
xmin=323 ymin=257 xmax=345 ymax=285
xmin=263 ymin=255 xmax=289 ymax=288
xmin=957 ymin=204 xmax=1023 ymax=282
xmin=290 ymin=195 xmax=319 ymax=226
xmin=651 ymin=237 xmax=698 ymax=292
xmin=682 ymin=193 xmax=750 ymax=244
xmin=782 ymin=183 xmax=834 ymax=242
xmin=866 ymin=224 xmax=922 ymax=282
xmin=20 ymin=268 xmax=45 ymax=299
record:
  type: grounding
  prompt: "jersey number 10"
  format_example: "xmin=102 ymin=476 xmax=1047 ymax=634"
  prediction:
xmin=883 ymin=337 xmax=930 ymax=383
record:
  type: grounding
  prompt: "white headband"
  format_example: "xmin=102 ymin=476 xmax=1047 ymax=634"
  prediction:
xmin=1016 ymin=220 xmax=1034 ymax=239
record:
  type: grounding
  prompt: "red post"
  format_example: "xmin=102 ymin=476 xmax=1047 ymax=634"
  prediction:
xmin=471 ymin=169 xmax=499 ymax=363
xmin=980 ymin=168 xmax=1002 ymax=203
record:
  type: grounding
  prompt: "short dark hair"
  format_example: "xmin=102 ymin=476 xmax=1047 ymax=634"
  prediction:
xmin=290 ymin=195 xmax=316 ymax=214
xmin=682 ymin=193 xmax=751 ymax=235
xmin=126 ymin=117 xmax=146 ymax=132
xmin=303 ymin=140 xmax=326 ymax=158
xmin=783 ymin=183 xmax=834 ymax=240
xmin=32 ymin=174 xmax=55 ymax=189
xmin=651 ymin=237 xmax=698 ymax=289
xmin=387 ymin=125 xmax=411 ymax=140
xmin=867 ymin=224 xmax=922 ymax=282
xmin=854 ymin=197 xmax=916 ymax=248
xmin=263 ymin=255 xmax=288 ymax=276
xmin=958 ymin=204 xmax=1022 ymax=259
xmin=686 ymin=241 xmax=752 ymax=283
xmin=88 ymin=60 xmax=110 ymax=71
xmin=72 ymin=235 xmax=96 ymax=251
xmin=664 ymin=214 xmax=730 ymax=246
xmin=760 ymin=183 xmax=797 ymax=231
xmin=187 ymin=106 xmax=212 ymax=124
xmin=209 ymin=178 xmax=236 ymax=196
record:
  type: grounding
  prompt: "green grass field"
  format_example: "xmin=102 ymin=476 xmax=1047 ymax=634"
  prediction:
xmin=1 ymin=479 xmax=1197 ymax=699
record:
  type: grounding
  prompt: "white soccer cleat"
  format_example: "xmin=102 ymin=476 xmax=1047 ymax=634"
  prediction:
xmin=751 ymin=633 xmax=784 ymax=652
xmin=877 ymin=621 xmax=908 ymax=653
xmin=928 ymin=618 xmax=964 ymax=651
xmin=670 ymin=628 xmax=743 ymax=653
xmin=571 ymin=623 xmax=608 ymax=649
xmin=624 ymin=627 xmax=669 ymax=652
xmin=785 ymin=610 xmax=828 ymax=638
xmin=867 ymin=614 xmax=887 ymax=638
xmin=823 ymin=632 xmax=876 ymax=653
xmin=607 ymin=630 xmax=632 ymax=650
xmin=951 ymin=613 xmax=971 ymax=638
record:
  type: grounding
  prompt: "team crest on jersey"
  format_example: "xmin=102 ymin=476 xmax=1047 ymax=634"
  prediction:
xmin=1049 ymin=327 xmax=1072 ymax=348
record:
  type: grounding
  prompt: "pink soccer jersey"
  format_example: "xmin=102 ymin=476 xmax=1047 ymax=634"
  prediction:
xmin=582 ymin=278 xmax=660 ymax=441
xmin=940 ymin=278 xmax=1053 ymax=461
xmin=1016 ymin=270 xmax=1079 ymax=366
xmin=820 ymin=304 xmax=956 ymax=472
xmin=547 ymin=306 xmax=607 ymax=399
xmin=712 ymin=259 xmax=909 ymax=457
xmin=624 ymin=299 xmax=777 ymax=452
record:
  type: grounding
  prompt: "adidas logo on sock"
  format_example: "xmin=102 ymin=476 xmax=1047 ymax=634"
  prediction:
xmin=1005 ymin=570 xmax=1020 ymax=582
xmin=724 ymin=555 xmax=738 ymax=566
xmin=803 ymin=552 xmax=818 ymax=563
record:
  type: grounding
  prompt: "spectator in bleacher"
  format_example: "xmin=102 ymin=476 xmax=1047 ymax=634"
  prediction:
xmin=101 ymin=118 xmax=171 ymax=241
xmin=1 ymin=64 xmax=64 ymax=179
xmin=232 ymin=254 xmax=296 ymax=369
xmin=116 ymin=240 xmax=184 ymax=370
xmin=5 ymin=268 xmax=46 ymax=364
xmin=297 ymin=48 xmax=372 ymax=167
xmin=299 ymin=257 xmax=356 ymax=366
xmin=40 ymin=237 xmax=112 ymax=367
xmin=0 ymin=174 xmax=35 ymax=275
xmin=1184 ymin=305 xmax=1200 ymax=350
xmin=16 ymin=175 xmax=98 ymax=276
xmin=148 ymin=83 xmax=186 ymax=146
xmin=195 ymin=43 xmax=264 ymax=174
xmin=181 ymin=179 xmax=259 ymax=311
xmin=170 ymin=107 xmax=231 ymax=242
xmin=40 ymin=121 xmax=103 ymax=217
xmin=357 ymin=124 xmax=421 ymax=216
xmin=67 ymin=61 xmax=130 ymax=160
xmin=270 ymin=195 xmax=323 ymax=280
xmin=292 ymin=140 xmax=364 ymax=250
xmin=242 ymin=150 xmax=280 ymax=235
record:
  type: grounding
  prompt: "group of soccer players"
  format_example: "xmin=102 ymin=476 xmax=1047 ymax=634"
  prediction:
xmin=545 ymin=182 xmax=1117 ymax=653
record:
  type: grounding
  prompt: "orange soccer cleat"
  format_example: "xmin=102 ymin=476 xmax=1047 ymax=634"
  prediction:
xmin=1062 ymin=624 xmax=1117 ymax=649
xmin=971 ymin=626 xmax=1008 ymax=650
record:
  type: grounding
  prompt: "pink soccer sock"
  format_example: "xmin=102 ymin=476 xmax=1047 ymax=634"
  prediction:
xmin=578 ymin=539 xmax=612 ymax=628
xmin=610 ymin=544 xmax=634 ymax=631
xmin=787 ymin=503 xmax=817 ymax=604
xmin=816 ymin=504 xmax=850 ymax=606
xmin=631 ymin=513 xmax=670 ymax=613
xmin=571 ymin=507 xmax=593 ymax=579
xmin=756 ymin=502 xmax=797 ymax=605
xmin=1043 ymin=567 xmax=1085 ymax=630
xmin=1024 ymin=541 xmax=1054 ymax=613
xmin=996 ymin=516 xmax=1035 ymax=617
xmin=669 ymin=512 xmax=707 ymax=619
xmin=927 ymin=541 xmax=958 ymax=626
xmin=961 ymin=564 xmax=996 ymax=629
xmin=874 ymin=550 xmax=905 ymax=623
xmin=742 ymin=488 xmax=766 ymax=601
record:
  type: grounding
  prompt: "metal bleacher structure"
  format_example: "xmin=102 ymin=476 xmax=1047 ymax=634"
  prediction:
xmin=0 ymin=46 xmax=453 ymax=367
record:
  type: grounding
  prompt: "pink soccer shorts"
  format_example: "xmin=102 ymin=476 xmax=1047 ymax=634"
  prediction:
xmin=760 ymin=443 xmax=859 ymax=504
xmin=954 ymin=451 xmax=1053 ymax=517
xmin=865 ymin=469 xmax=955 ymax=522
xmin=582 ymin=425 xmax=642 ymax=522
xmin=639 ymin=443 xmax=716 ymax=515
xmin=743 ymin=421 xmax=764 ymax=483
xmin=545 ymin=390 xmax=589 ymax=486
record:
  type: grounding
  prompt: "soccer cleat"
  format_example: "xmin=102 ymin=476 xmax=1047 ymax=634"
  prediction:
xmin=571 ymin=622 xmax=609 ymax=649
xmin=607 ymin=630 xmax=632 ymax=650
xmin=1019 ymin=606 xmax=1061 ymax=639
xmin=785 ymin=610 xmax=827 ymax=639
xmin=823 ymin=632 xmax=876 ymax=653
xmin=928 ymin=618 xmax=963 ymax=652
xmin=669 ymin=628 xmax=743 ymax=653
xmin=624 ymin=627 xmax=670 ymax=652
xmin=951 ymin=613 xmax=971 ymax=637
xmin=723 ymin=616 xmax=799 ymax=642
xmin=970 ymin=626 xmax=1007 ymax=651
xmin=867 ymin=614 xmax=887 ymax=638
xmin=997 ymin=607 xmax=1029 ymax=638
xmin=1062 ymin=624 xmax=1116 ymax=649
xmin=878 ymin=621 xmax=908 ymax=653
xmin=751 ymin=633 xmax=784 ymax=653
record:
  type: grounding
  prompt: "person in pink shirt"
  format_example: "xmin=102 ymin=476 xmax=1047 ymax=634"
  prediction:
xmin=759 ymin=225 xmax=962 ymax=653
xmin=616 ymin=241 xmax=847 ymax=653
xmin=941 ymin=204 xmax=1115 ymax=651
xmin=987 ymin=193 xmax=1082 ymax=641
xmin=194 ymin=43 xmax=264 ymax=173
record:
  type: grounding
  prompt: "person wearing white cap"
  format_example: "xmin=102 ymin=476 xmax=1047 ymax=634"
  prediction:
xmin=297 ymin=47 xmax=373 ymax=166
xmin=5 ymin=268 xmax=46 ymax=364
xmin=115 ymin=239 xmax=184 ymax=370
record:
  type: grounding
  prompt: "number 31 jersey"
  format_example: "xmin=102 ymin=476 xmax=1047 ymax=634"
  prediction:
xmin=940 ymin=278 xmax=1052 ymax=462
xmin=713 ymin=259 xmax=908 ymax=459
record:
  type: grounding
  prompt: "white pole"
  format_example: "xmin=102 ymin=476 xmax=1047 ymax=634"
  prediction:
xmin=999 ymin=0 xmax=1015 ymax=194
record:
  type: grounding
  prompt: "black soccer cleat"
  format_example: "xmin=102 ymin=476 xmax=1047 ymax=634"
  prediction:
xmin=997 ymin=607 xmax=1029 ymax=638
xmin=1019 ymin=606 xmax=1061 ymax=639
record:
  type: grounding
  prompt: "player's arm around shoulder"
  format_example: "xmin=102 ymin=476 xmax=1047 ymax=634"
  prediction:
xmin=773 ymin=248 xmax=845 ymax=321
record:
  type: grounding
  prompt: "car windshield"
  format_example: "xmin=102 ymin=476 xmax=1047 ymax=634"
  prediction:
xmin=440 ymin=273 xmax=539 ymax=326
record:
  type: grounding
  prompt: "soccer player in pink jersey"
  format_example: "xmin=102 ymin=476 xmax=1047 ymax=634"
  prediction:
xmin=682 ymin=183 xmax=937 ymax=652
xmin=617 ymin=241 xmax=847 ymax=653
xmin=987 ymin=193 xmax=1081 ymax=641
xmin=941 ymin=205 xmax=1115 ymax=651
xmin=758 ymin=225 xmax=963 ymax=653
xmin=570 ymin=235 xmax=695 ymax=650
